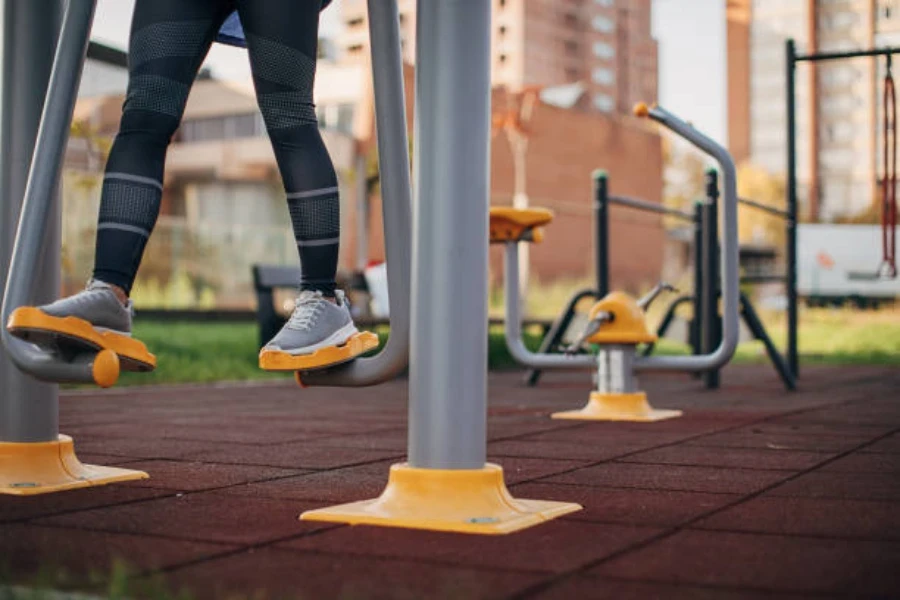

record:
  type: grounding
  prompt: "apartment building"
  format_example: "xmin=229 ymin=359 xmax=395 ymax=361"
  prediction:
xmin=728 ymin=0 xmax=899 ymax=221
xmin=337 ymin=0 xmax=658 ymax=115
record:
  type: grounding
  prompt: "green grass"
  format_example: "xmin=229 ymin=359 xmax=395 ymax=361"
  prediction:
xmin=82 ymin=303 xmax=899 ymax=388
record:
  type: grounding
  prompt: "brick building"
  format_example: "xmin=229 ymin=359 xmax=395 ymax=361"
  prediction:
xmin=349 ymin=64 xmax=665 ymax=293
xmin=337 ymin=0 xmax=658 ymax=116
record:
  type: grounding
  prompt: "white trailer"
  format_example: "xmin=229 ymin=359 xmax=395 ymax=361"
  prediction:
xmin=797 ymin=224 xmax=900 ymax=306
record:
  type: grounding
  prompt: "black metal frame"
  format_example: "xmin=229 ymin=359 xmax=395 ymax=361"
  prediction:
xmin=528 ymin=166 xmax=799 ymax=390
xmin=786 ymin=39 xmax=900 ymax=378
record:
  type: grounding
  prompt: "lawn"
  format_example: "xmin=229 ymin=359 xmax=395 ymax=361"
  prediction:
xmin=109 ymin=305 xmax=900 ymax=387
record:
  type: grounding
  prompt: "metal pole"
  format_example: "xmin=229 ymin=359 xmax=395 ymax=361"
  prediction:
xmin=594 ymin=170 xmax=609 ymax=296
xmin=409 ymin=0 xmax=491 ymax=468
xmin=354 ymin=152 xmax=369 ymax=272
xmin=300 ymin=0 xmax=412 ymax=387
xmin=786 ymin=39 xmax=799 ymax=378
xmin=0 ymin=0 xmax=64 ymax=442
xmin=692 ymin=201 xmax=704 ymax=356
xmin=702 ymin=170 xmax=721 ymax=389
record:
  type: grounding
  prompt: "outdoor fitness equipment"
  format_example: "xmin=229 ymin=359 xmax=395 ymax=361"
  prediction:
xmin=1 ymin=0 xmax=580 ymax=535
xmin=0 ymin=0 xmax=411 ymax=493
xmin=491 ymin=102 xmax=742 ymax=422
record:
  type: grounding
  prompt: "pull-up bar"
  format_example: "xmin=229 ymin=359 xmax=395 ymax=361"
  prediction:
xmin=794 ymin=46 xmax=899 ymax=63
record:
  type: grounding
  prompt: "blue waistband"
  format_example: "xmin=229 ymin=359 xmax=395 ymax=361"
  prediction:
xmin=216 ymin=1 xmax=333 ymax=48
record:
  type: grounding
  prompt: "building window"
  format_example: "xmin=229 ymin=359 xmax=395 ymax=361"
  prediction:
xmin=347 ymin=17 xmax=364 ymax=27
xmin=591 ymin=15 xmax=614 ymax=32
xmin=499 ymin=25 xmax=507 ymax=35
xmin=566 ymin=67 xmax=579 ymax=81
xmin=347 ymin=44 xmax=364 ymax=53
xmin=595 ymin=0 xmax=614 ymax=5
xmin=591 ymin=67 xmax=614 ymax=85
xmin=593 ymin=41 xmax=615 ymax=59
xmin=564 ymin=40 xmax=578 ymax=55
xmin=499 ymin=53 xmax=507 ymax=63
xmin=593 ymin=93 xmax=615 ymax=112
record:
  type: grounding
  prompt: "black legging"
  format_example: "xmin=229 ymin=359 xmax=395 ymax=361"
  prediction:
xmin=93 ymin=0 xmax=340 ymax=296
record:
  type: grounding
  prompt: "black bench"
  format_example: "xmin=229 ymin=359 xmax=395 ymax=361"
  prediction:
xmin=252 ymin=264 xmax=554 ymax=351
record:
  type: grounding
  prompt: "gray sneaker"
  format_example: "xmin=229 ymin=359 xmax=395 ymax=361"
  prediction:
xmin=265 ymin=290 xmax=358 ymax=355
xmin=38 ymin=279 xmax=133 ymax=336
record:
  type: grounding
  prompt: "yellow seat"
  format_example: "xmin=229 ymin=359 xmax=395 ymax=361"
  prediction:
xmin=489 ymin=207 xmax=554 ymax=244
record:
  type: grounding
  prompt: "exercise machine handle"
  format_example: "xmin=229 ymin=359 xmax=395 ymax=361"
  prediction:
xmin=631 ymin=103 xmax=740 ymax=372
xmin=1 ymin=0 xmax=98 ymax=385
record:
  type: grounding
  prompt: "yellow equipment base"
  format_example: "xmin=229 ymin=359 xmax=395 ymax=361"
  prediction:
xmin=6 ymin=306 xmax=156 ymax=373
xmin=300 ymin=462 xmax=582 ymax=535
xmin=0 ymin=435 xmax=148 ymax=496
xmin=552 ymin=392 xmax=683 ymax=422
xmin=259 ymin=331 xmax=379 ymax=372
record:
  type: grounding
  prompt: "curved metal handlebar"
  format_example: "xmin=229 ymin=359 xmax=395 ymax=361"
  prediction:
xmin=502 ymin=103 xmax=740 ymax=374
xmin=1 ymin=0 xmax=98 ymax=385
xmin=632 ymin=104 xmax=739 ymax=372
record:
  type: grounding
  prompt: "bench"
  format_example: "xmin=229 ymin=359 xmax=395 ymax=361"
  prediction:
xmin=252 ymin=264 xmax=554 ymax=350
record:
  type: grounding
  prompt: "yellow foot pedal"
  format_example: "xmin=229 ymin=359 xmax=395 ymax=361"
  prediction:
xmin=0 ymin=435 xmax=148 ymax=496
xmin=552 ymin=392 xmax=682 ymax=422
xmin=300 ymin=462 xmax=582 ymax=534
xmin=259 ymin=331 xmax=379 ymax=373
xmin=6 ymin=306 xmax=156 ymax=373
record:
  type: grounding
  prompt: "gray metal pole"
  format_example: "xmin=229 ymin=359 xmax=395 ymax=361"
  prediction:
xmin=408 ymin=0 xmax=491 ymax=469
xmin=300 ymin=0 xmax=411 ymax=387
xmin=1 ymin=0 xmax=97 ymax=386
xmin=354 ymin=153 xmax=369 ymax=272
xmin=0 ymin=0 xmax=64 ymax=442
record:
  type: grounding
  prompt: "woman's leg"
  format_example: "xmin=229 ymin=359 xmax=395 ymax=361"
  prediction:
xmin=236 ymin=0 xmax=340 ymax=298
xmin=238 ymin=1 xmax=361 ymax=356
xmin=92 ymin=0 xmax=233 ymax=296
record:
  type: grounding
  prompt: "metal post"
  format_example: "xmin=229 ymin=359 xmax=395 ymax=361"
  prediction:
xmin=0 ymin=0 xmax=63 ymax=442
xmin=354 ymin=152 xmax=369 ymax=272
xmin=691 ymin=201 xmax=704 ymax=356
xmin=786 ymin=39 xmax=800 ymax=379
xmin=594 ymin=170 xmax=610 ymax=296
xmin=702 ymin=170 xmax=721 ymax=389
xmin=408 ymin=0 xmax=492 ymax=469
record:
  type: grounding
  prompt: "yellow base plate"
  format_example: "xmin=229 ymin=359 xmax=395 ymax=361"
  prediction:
xmin=6 ymin=306 xmax=156 ymax=372
xmin=552 ymin=392 xmax=683 ymax=422
xmin=300 ymin=462 xmax=582 ymax=535
xmin=259 ymin=331 xmax=379 ymax=372
xmin=0 ymin=435 xmax=148 ymax=496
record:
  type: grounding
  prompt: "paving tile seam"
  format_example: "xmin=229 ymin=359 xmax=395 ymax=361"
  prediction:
xmin=62 ymin=378 xmax=296 ymax=398
xmin=685 ymin=524 xmax=900 ymax=544
xmin=514 ymin=413 xmax=788 ymax=488
xmin=547 ymin=573 xmax=849 ymax=599
xmin=611 ymin=458 xmax=814 ymax=473
xmin=0 ymin=488 xmax=184 ymax=525
xmin=169 ymin=454 xmax=407 ymax=472
xmin=266 ymin=546 xmax=562 ymax=578
xmin=507 ymin=425 xmax=900 ymax=599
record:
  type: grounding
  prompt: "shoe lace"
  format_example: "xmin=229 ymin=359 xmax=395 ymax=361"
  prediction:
xmin=288 ymin=291 xmax=325 ymax=331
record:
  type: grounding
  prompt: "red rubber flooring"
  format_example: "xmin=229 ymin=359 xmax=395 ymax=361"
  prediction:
xmin=1 ymin=365 xmax=898 ymax=599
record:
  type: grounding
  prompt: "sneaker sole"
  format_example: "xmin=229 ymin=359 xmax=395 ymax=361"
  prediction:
xmin=258 ymin=331 xmax=380 ymax=372
xmin=6 ymin=307 xmax=156 ymax=372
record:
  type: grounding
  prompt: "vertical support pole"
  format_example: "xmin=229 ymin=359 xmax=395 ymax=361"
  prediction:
xmin=691 ymin=201 xmax=704 ymax=356
xmin=702 ymin=170 xmax=721 ymax=389
xmin=594 ymin=170 xmax=610 ymax=297
xmin=408 ymin=0 xmax=492 ymax=469
xmin=0 ymin=0 xmax=63 ymax=442
xmin=786 ymin=39 xmax=800 ymax=379
xmin=354 ymin=152 xmax=370 ymax=272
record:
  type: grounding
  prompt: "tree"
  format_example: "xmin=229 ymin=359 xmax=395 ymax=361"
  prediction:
xmin=736 ymin=162 xmax=786 ymax=248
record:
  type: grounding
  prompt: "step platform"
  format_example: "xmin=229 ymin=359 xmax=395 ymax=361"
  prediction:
xmin=6 ymin=306 xmax=156 ymax=375
xmin=258 ymin=331 xmax=380 ymax=378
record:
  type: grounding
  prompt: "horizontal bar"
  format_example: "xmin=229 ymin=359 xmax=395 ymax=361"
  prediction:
xmin=795 ymin=46 xmax=900 ymax=62
xmin=740 ymin=273 xmax=787 ymax=284
xmin=608 ymin=194 xmax=695 ymax=221
xmin=739 ymin=197 xmax=791 ymax=219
